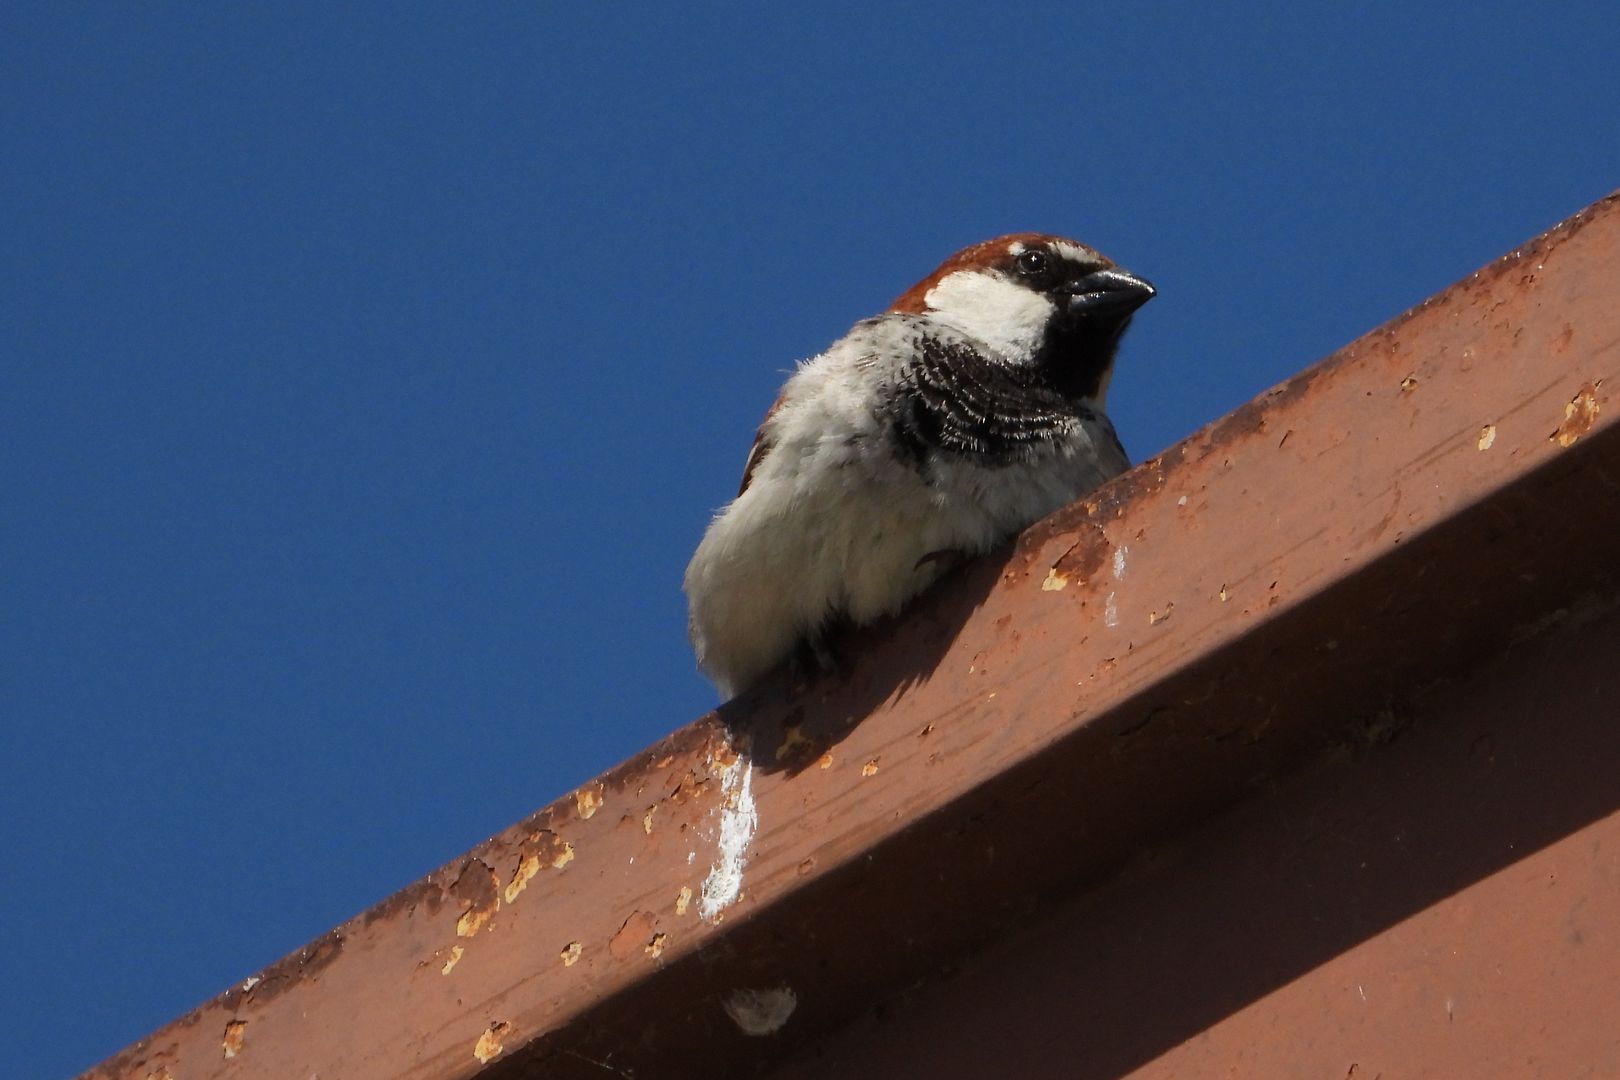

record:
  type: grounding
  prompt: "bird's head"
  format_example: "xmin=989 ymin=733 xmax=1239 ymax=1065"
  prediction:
xmin=889 ymin=233 xmax=1155 ymax=404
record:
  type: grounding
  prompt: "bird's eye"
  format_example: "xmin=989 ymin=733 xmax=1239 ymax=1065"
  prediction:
xmin=1016 ymin=250 xmax=1049 ymax=276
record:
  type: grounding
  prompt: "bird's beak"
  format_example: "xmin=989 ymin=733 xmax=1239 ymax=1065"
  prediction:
xmin=1063 ymin=268 xmax=1156 ymax=318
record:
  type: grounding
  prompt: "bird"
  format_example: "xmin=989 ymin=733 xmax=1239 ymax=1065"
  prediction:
xmin=684 ymin=233 xmax=1154 ymax=699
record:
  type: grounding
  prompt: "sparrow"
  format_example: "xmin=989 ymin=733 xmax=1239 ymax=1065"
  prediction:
xmin=684 ymin=233 xmax=1154 ymax=699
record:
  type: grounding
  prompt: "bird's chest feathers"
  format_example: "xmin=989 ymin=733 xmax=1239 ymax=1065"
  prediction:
xmin=922 ymin=270 xmax=1054 ymax=358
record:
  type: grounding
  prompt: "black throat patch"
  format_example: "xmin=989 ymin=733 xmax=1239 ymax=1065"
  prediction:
xmin=1034 ymin=313 xmax=1129 ymax=403
xmin=887 ymin=335 xmax=1101 ymax=468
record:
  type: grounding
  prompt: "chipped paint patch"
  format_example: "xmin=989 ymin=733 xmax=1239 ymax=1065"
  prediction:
xmin=552 ymin=841 xmax=575 ymax=869
xmin=1553 ymin=384 xmax=1601 ymax=447
xmin=440 ymin=945 xmax=464 ymax=975
xmin=1477 ymin=424 xmax=1497 ymax=451
xmin=675 ymin=885 xmax=692 ymax=915
xmin=221 ymin=1020 xmax=247 ymax=1060
xmin=774 ymin=723 xmax=813 ymax=762
xmin=645 ymin=932 xmax=667 ymax=959
xmin=560 ymin=941 xmax=582 ymax=967
xmin=505 ymin=852 xmax=541 ymax=904
xmin=723 ymin=987 xmax=798 ymax=1036
xmin=1041 ymin=567 xmax=1069 ymax=591
xmin=457 ymin=902 xmax=497 ymax=938
xmin=610 ymin=910 xmax=657 ymax=958
xmin=861 ymin=759 xmax=880 ymax=777
xmin=699 ymin=752 xmax=758 ymax=922
xmin=473 ymin=1020 xmax=511 ymax=1064
xmin=1149 ymin=603 xmax=1174 ymax=626
xmin=452 ymin=860 xmax=500 ymax=938
xmin=574 ymin=784 xmax=604 ymax=820
xmin=642 ymin=805 xmax=657 ymax=834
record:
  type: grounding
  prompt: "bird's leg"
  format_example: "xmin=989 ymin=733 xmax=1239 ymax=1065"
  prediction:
xmin=787 ymin=615 xmax=854 ymax=690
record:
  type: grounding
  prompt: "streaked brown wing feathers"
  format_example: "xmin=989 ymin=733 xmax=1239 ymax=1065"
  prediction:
xmin=737 ymin=393 xmax=787 ymax=496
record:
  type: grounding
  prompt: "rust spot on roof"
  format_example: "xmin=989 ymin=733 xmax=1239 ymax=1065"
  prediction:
xmin=1043 ymin=521 xmax=1112 ymax=592
xmin=217 ymin=930 xmax=344 ymax=1011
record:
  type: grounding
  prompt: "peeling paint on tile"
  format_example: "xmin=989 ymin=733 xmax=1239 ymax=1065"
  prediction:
xmin=453 ymin=859 xmax=500 ymax=938
xmin=610 ymin=911 xmax=657 ymax=959
xmin=575 ymin=784 xmax=604 ymax=820
xmin=457 ymin=906 xmax=495 ymax=938
xmin=473 ymin=1020 xmax=511 ymax=1064
xmin=774 ymin=723 xmax=814 ymax=762
xmin=505 ymin=852 xmax=541 ymax=904
xmin=221 ymin=1020 xmax=246 ymax=1060
xmin=1553 ymin=384 xmax=1601 ymax=447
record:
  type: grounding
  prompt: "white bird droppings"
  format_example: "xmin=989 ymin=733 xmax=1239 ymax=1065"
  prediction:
xmin=723 ymin=987 xmax=798 ymax=1036
xmin=699 ymin=751 xmax=758 ymax=921
xmin=1112 ymin=544 xmax=1129 ymax=580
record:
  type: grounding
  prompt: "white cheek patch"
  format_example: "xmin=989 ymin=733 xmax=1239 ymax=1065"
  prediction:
xmin=923 ymin=270 xmax=1055 ymax=359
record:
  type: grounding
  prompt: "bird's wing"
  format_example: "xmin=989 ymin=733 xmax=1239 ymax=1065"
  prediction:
xmin=736 ymin=393 xmax=787 ymax=497
xmin=1078 ymin=404 xmax=1131 ymax=476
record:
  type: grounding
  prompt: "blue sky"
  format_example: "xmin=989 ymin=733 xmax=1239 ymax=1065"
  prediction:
xmin=3 ymin=5 xmax=1617 ymax=1076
